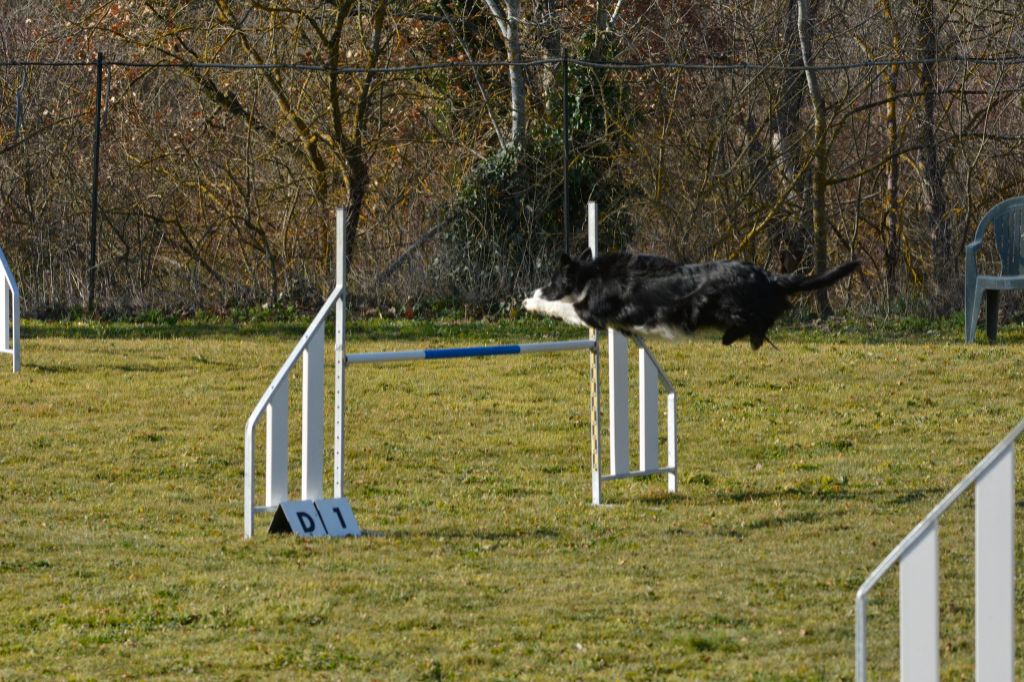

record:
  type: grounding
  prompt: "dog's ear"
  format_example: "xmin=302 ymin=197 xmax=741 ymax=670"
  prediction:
xmin=575 ymin=248 xmax=593 ymax=263
xmin=559 ymin=253 xmax=574 ymax=268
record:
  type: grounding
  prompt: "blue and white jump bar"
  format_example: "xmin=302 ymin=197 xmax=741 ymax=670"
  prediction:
xmin=346 ymin=339 xmax=596 ymax=365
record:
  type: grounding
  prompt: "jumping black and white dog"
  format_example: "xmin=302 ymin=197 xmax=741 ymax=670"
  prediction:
xmin=523 ymin=251 xmax=860 ymax=350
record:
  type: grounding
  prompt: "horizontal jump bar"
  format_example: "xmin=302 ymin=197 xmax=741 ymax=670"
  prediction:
xmin=346 ymin=338 xmax=596 ymax=365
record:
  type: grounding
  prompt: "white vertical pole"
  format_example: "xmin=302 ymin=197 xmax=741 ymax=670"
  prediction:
xmin=588 ymin=201 xmax=602 ymax=504
xmin=666 ymin=392 xmax=677 ymax=492
xmin=899 ymin=523 xmax=939 ymax=682
xmin=266 ymin=378 xmax=289 ymax=507
xmin=855 ymin=592 xmax=868 ymax=682
xmin=975 ymin=446 xmax=1015 ymax=682
xmin=589 ymin=199 xmax=627 ymax=478
xmin=10 ymin=283 xmax=18 ymax=373
xmin=639 ymin=348 xmax=658 ymax=471
xmin=301 ymin=322 xmax=325 ymax=500
xmin=599 ymin=202 xmax=629 ymax=477
xmin=1 ymin=280 xmax=9 ymax=354
xmin=608 ymin=330 xmax=629 ymax=475
xmin=244 ymin=429 xmax=254 ymax=538
xmin=334 ymin=208 xmax=347 ymax=498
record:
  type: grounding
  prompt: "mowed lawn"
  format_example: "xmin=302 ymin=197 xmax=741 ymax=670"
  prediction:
xmin=2 ymin=317 xmax=1023 ymax=680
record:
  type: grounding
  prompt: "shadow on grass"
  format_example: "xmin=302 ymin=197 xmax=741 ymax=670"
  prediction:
xmin=718 ymin=485 xmax=856 ymax=503
xmin=715 ymin=484 xmax=949 ymax=510
xmin=710 ymin=509 xmax=835 ymax=539
xmin=381 ymin=525 xmax=562 ymax=542
xmin=887 ymin=488 xmax=946 ymax=506
xmin=31 ymin=363 xmax=79 ymax=374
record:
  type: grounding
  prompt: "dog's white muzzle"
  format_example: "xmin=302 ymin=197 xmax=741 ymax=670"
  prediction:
xmin=522 ymin=290 xmax=587 ymax=327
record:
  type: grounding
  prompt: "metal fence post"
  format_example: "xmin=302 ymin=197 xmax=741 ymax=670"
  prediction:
xmin=87 ymin=51 xmax=104 ymax=313
xmin=562 ymin=47 xmax=570 ymax=254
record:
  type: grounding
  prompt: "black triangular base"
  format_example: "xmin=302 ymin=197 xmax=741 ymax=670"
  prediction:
xmin=268 ymin=505 xmax=292 ymax=534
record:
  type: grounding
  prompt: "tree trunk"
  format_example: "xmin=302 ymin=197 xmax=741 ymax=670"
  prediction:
xmin=796 ymin=0 xmax=833 ymax=318
xmin=538 ymin=0 xmax=562 ymax=108
xmin=506 ymin=0 xmax=526 ymax=148
xmin=329 ymin=0 xmax=386 ymax=275
xmin=915 ymin=0 xmax=954 ymax=313
xmin=482 ymin=0 xmax=527 ymax=147
xmin=881 ymin=0 xmax=902 ymax=291
xmin=771 ymin=0 xmax=813 ymax=273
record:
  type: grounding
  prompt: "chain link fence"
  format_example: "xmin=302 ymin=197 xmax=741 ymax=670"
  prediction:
xmin=2 ymin=3 xmax=1024 ymax=317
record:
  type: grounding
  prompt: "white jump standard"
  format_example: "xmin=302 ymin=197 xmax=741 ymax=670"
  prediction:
xmin=855 ymin=417 xmax=1022 ymax=682
xmin=0 ymin=241 xmax=20 ymax=373
xmin=243 ymin=205 xmax=679 ymax=538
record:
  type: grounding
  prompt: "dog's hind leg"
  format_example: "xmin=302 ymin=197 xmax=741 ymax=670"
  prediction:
xmin=721 ymin=328 xmax=746 ymax=346
xmin=749 ymin=328 xmax=779 ymax=350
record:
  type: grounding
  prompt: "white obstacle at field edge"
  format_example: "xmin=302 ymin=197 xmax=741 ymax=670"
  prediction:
xmin=855 ymin=417 xmax=1022 ymax=681
xmin=243 ymin=205 xmax=679 ymax=538
xmin=0 ymin=242 xmax=20 ymax=373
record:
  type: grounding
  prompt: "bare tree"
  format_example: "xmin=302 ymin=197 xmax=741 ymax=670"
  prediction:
xmin=796 ymin=0 xmax=833 ymax=317
xmin=480 ymin=0 xmax=526 ymax=147
xmin=771 ymin=0 xmax=815 ymax=272
xmin=914 ymin=0 xmax=954 ymax=312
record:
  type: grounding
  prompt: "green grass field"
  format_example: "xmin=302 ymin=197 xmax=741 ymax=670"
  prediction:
xmin=2 ymin=316 xmax=1023 ymax=680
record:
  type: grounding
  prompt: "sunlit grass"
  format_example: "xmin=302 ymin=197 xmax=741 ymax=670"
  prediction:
xmin=1 ymin=317 xmax=1023 ymax=679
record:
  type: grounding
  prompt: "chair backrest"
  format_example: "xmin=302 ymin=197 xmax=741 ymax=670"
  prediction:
xmin=974 ymin=196 xmax=1024 ymax=276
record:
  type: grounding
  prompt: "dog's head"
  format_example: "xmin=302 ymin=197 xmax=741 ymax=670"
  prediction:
xmin=521 ymin=250 xmax=593 ymax=326
xmin=526 ymin=249 xmax=593 ymax=303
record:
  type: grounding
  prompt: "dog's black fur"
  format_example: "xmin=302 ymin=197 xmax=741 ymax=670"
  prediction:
xmin=523 ymin=251 xmax=860 ymax=350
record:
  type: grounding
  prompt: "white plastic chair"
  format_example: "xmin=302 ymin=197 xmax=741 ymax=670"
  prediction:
xmin=965 ymin=196 xmax=1024 ymax=343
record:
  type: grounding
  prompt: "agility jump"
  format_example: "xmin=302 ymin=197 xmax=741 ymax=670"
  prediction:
xmin=0 ymin=242 xmax=20 ymax=374
xmin=243 ymin=204 xmax=677 ymax=538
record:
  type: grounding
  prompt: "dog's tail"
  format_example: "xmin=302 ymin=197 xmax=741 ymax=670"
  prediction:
xmin=776 ymin=260 xmax=861 ymax=293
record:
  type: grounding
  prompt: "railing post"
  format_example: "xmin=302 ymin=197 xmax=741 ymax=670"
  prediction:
xmin=0 ymin=244 xmax=21 ymax=373
xmin=244 ymin=429 xmax=254 ymax=539
xmin=855 ymin=592 xmax=868 ymax=682
xmin=587 ymin=202 xmax=602 ymax=504
xmin=334 ymin=208 xmax=347 ymax=498
xmin=666 ymin=392 xmax=677 ymax=492
xmin=10 ymin=283 xmax=18 ymax=373
xmin=266 ymin=379 xmax=289 ymax=507
xmin=608 ymin=329 xmax=629 ymax=475
xmin=302 ymin=323 xmax=325 ymax=500
xmin=975 ymin=445 xmax=1015 ymax=682
xmin=1 ymin=280 xmax=8 ymax=356
xmin=899 ymin=522 xmax=939 ymax=682
xmin=639 ymin=348 xmax=658 ymax=471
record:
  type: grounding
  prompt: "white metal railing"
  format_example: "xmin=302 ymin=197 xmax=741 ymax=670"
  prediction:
xmin=855 ymin=417 xmax=1023 ymax=681
xmin=589 ymin=201 xmax=678 ymax=504
xmin=592 ymin=333 xmax=678 ymax=503
xmin=243 ymin=210 xmax=346 ymax=539
xmin=243 ymin=282 xmax=344 ymax=538
xmin=0 ymin=243 xmax=20 ymax=373
xmin=636 ymin=337 xmax=677 ymax=488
